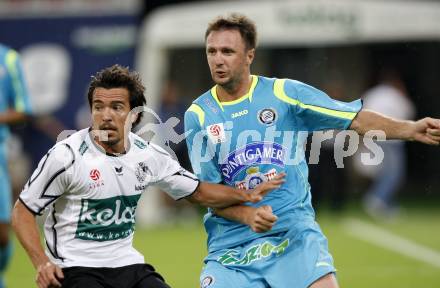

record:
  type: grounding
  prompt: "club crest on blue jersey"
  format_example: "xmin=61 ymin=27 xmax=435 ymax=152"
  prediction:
xmin=201 ymin=275 xmax=215 ymax=288
xmin=220 ymin=142 xmax=285 ymax=185
xmin=258 ymin=108 xmax=277 ymax=125
xmin=235 ymin=167 xmax=278 ymax=190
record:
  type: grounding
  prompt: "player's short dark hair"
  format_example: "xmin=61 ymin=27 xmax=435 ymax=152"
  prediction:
xmin=205 ymin=13 xmax=257 ymax=50
xmin=87 ymin=64 xmax=146 ymax=127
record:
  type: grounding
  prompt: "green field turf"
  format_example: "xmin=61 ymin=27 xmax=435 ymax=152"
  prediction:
xmin=5 ymin=203 xmax=440 ymax=288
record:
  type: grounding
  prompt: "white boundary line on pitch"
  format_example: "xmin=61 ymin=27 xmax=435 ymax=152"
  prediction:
xmin=343 ymin=218 xmax=440 ymax=268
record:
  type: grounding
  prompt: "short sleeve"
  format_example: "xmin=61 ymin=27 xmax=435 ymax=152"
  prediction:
xmin=5 ymin=49 xmax=32 ymax=114
xmin=149 ymin=144 xmax=200 ymax=200
xmin=184 ymin=105 xmax=222 ymax=183
xmin=19 ymin=143 xmax=75 ymax=215
xmin=282 ymin=79 xmax=362 ymax=131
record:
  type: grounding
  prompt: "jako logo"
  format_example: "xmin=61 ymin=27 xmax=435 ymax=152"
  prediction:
xmin=90 ymin=169 xmax=100 ymax=181
xmin=231 ymin=109 xmax=248 ymax=119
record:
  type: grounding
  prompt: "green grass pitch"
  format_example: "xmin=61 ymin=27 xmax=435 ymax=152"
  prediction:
xmin=5 ymin=203 xmax=440 ymax=287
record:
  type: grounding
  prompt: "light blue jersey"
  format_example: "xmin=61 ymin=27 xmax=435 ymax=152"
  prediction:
xmin=0 ymin=44 xmax=31 ymax=288
xmin=185 ymin=75 xmax=362 ymax=253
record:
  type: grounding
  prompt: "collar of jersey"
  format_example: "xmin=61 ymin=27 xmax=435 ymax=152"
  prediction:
xmin=210 ymin=75 xmax=259 ymax=111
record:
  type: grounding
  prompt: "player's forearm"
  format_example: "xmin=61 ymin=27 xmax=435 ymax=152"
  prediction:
xmin=0 ymin=110 xmax=28 ymax=125
xmin=213 ymin=205 xmax=254 ymax=225
xmin=350 ymin=109 xmax=415 ymax=140
xmin=189 ymin=182 xmax=249 ymax=208
xmin=11 ymin=201 xmax=51 ymax=269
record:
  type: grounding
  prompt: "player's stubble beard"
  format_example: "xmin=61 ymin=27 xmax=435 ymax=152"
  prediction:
xmin=216 ymin=70 xmax=244 ymax=95
xmin=92 ymin=126 xmax=122 ymax=150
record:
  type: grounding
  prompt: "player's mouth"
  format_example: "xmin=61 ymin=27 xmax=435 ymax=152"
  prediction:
xmin=215 ymin=70 xmax=227 ymax=78
xmin=99 ymin=125 xmax=117 ymax=131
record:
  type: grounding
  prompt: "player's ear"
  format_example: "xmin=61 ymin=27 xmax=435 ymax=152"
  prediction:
xmin=129 ymin=112 xmax=138 ymax=124
xmin=246 ymin=48 xmax=255 ymax=65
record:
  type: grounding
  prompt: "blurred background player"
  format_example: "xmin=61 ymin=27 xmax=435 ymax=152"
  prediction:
xmin=0 ymin=43 xmax=32 ymax=288
xmin=360 ymin=67 xmax=416 ymax=218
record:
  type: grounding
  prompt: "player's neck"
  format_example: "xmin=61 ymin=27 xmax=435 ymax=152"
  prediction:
xmin=93 ymin=136 xmax=128 ymax=156
xmin=217 ymin=74 xmax=252 ymax=102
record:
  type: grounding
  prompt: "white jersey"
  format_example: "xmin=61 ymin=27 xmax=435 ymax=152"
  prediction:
xmin=19 ymin=128 xmax=199 ymax=268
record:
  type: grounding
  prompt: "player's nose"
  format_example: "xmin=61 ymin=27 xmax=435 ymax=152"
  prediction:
xmin=101 ymin=107 xmax=114 ymax=121
xmin=213 ymin=54 xmax=225 ymax=65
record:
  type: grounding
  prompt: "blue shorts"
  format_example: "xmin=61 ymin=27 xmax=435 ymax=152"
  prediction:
xmin=0 ymin=144 xmax=11 ymax=223
xmin=200 ymin=218 xmax=335 ymax=288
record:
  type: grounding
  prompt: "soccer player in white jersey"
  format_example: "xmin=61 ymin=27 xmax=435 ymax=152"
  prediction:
xmin=10 ymin=65 xmax=284 ymax=288
xmin=184 ymin=14 xmax=440 ymax=288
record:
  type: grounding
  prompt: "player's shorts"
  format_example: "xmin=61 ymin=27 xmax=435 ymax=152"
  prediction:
xmin=200 ymin=217 xmax=335 ymax=288
xmin=0 ymin=143 xmax=12 ymax=223
xmin=62 ymin=263 xmax=171 ymax=288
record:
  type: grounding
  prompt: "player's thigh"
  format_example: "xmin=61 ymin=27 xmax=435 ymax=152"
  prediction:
xmin=267 ymin=220 xmax=336 ymax=288
xmin=309 ymin=272 xmax=339 ymax=288
xmin=62 ymin=267 xmax=107 ymax=288
xmin=200 ymin=260 xmax=265 ymax=288
xmin=134 ymin=274 xmax=170 ymax=288
xmin=62 ymin=273 xmax=105 ymax=288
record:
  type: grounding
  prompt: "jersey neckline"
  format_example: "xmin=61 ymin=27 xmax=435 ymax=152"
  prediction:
xmin=210 ymin=75 xmax=259 ymax=111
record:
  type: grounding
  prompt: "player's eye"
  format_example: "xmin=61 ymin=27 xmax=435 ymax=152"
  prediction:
xmin=222 ymin=48 xmax=234 ymax=55
xmin=93 ymin=104 xmax=102 ymax=111
xmin=113 ymin=104 xmax=124 ymax=111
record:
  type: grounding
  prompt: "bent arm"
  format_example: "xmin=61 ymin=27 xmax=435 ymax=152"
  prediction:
xmin=214 ymin=205 xmax=278 ymax=233
xmin=213 ymin=205 xmax=255 ymax=224
xmin=11 ymin=201 xmax=50 ymax=269
xmin=12 ymin=201 xmax=64 ymax=287
xmin=350 ymin=109 xmax=440 ymax=144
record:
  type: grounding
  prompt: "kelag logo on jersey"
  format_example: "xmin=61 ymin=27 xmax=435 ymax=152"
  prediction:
xmin=75 ymin=194 xmax=141 ymax=241
xmin=220 ymin=142 xmax=285 ymax=185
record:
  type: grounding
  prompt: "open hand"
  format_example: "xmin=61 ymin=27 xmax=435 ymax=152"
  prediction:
xmin=246 ymin=173 xmax=286 ymax=203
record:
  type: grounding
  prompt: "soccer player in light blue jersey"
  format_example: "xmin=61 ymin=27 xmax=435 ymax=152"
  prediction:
xmin=0 ymin=44 xmax=32 ymax=288
xmin=184 ymin=14 xmax=440 ymax=288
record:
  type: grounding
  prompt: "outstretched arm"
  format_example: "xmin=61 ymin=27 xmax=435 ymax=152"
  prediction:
xmin=187 ymin=174 xmax=285 ymax=208
xmin=350 ymin=109 xmax=440 ymax=145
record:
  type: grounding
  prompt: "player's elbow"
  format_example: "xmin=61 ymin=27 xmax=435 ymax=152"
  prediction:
xmin=11 ymin=201 xmax=34 ymax=233
xmin=187 ymin=183 xmax=225 ymax=208
xmin=11 ymin=202 xmax=21 ymax=234
xmin=349 ymin=110 xmax=367 ymax=135
xmin=188 ymin=186 xmax=211 ymax=207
